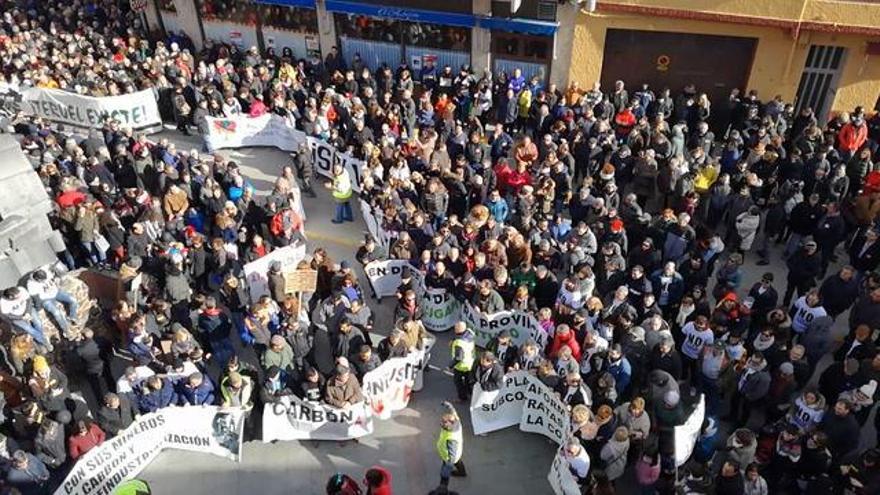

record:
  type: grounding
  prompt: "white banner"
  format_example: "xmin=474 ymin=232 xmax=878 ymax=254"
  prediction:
xmin=461 ymin=301 xmax=548 ymax=349
xmin=243 ymin=243 xmax=307 ymax=303
xmin=360 ymin=199 xmax=394 ymax=251
xmin=674 ymin=394 xmax=706 ymax=467
xmin=361 ymin=347 xmax=426 ymax=420
xmin=548 ymin=444 xmax=584 ymax=495
xmin=519 ymin=375 xmax=571 ymax=446
xmin=21 ymin=87 xmax=161 ymax=130
xmin=55 ymin=406 xmax=245 ymax=495
xmin=204 ymin=114 xmax=304 ymax=152
xmin=422 ymin=287 xmax=460 ymax=332
xmin=308 ymin=137 xmax=364 ymax=193
xmin=364 ymin=260 xmax=416 ymax=298
xmin=469 ymin=371 xmax=530 ymax=435
xmin=262 ymin=396 xmax=373 ymax=442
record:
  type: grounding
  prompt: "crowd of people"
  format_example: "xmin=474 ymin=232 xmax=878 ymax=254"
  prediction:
xmin=0 ymin=0 xmax=879 ymax=494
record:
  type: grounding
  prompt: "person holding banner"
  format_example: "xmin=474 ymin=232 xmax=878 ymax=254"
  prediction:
xmin=326 ymin=164 xmax=354 ymax=224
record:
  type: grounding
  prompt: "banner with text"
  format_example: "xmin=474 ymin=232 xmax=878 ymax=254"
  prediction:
xmin=243 ymin=243 xmax=307 ymax=303
xmin=308 ymin=137 xmax=364 ymax=193
xmin=21 ymin=87 xmax=161 ymax=131
xmin=361 ymin=347 xmax=427 ymax=420
xmin=204 ymin=113 xmax=303 ymax=152
xmin=262 ymin=396 xmax=374 ymax=441
xmin=422 ymin=287 xmax=459 ymax=332
xmin=364 ymin=260 xmax=415 ymax=298
xmin=519 ymin=375 xmax=570 ymax=446
xmin=469 ymin=371 xmax=530 ymax=435
xmin=55 ymin=406 xmax=245 ymax=495
xmin=461 ymin=301 xmax=548 ymax=349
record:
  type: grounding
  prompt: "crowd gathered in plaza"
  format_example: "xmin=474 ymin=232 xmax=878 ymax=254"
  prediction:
xmin=1 ymin=0 xmax=880 ymax=494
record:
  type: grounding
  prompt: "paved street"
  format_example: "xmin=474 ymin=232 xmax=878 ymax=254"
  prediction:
xmin=137 ymin=131 xmax=876 ymax=494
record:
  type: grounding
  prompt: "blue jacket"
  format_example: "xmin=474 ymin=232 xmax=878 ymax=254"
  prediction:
xmin=179 ymin=379 xmax=216 ymax=406
xmin=138 ymin=378 xmax=179 ymax=413
xmin=486 ymin=199 xmax=509 ymax=223
xmin=607 ymin=357 xmax=632 ymax=395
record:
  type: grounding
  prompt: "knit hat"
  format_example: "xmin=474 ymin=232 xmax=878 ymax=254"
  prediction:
xmin=779 ymin=362 xmax=794 ymax=375
xmin=33 ymin=355 xmax=49 ymax=374
xmin=858 ymin=380 xmax=878 ymax=399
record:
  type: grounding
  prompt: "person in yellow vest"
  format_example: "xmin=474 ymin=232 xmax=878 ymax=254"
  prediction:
xmin=325 ymin=164 xmax=353 ymax=224
xmin=432 ymin=401 xmax=466 ymax=495
xmin=449 ymin=321 xmax=475 ymax=401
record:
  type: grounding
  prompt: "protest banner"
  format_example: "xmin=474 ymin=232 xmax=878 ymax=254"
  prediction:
xmin=361 ymin=347 xmax=426 ymax=419
xmin=243 ymin=243 xmax=307 ymax=303
xmin=674 ymin=394 xmax=706 ymax=467
xmin=469 ymin=371 xmax=531 ymax=435
xmin=461 ymin=301 xmax=548 ymax=349
xmin=308 ymin=137 xmax=365 ymax=193
xmin=364 ymin=260 xmax=416 ymax=298
xmin=55 ymin=406 xmax=246 ymax=495
xmin=359 ymin=199 xmax=394 ymax=251
xmin=519 ymin=375 xmax=570 ymax=445
xmin=21 ymin=88 xmax=161 ymax=131
xmin=203 ymin=113 xmax=304 ymax=152
xmin=422 ymin=287 xmax=459 ymax=332
xmin=548 ymin=445 xmax=584 ymax=495
xmin=262 ymin=396 xmax=374 ymax=442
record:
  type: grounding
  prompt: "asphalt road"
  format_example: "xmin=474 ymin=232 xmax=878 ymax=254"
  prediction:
xmin=136 ymin=130 xmax=877 ymax=494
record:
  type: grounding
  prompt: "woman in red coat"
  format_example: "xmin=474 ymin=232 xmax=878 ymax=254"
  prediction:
xmin=364 ymin=466 xmax=393 ymax=495
xmin=548 ymin=324 xmax=582 ymax=363
xmin=68 ymin=419 xmax=106 ymax=460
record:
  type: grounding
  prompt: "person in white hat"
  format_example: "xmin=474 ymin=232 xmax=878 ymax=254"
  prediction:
xmin=839 ymin=379 xmax=877 ymax=425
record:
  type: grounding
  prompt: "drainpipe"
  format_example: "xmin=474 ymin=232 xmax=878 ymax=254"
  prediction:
xmin=783 ymin=0 xmax=810 ymax=80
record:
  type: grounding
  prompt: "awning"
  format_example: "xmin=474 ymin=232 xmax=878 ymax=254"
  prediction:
xmin=254 ymin=0 xmax=317 ymax=9
xmin=324 ymin=0 xmax=477 ymax=28
xmin=478 ymin=16 xmax=558 ymax=36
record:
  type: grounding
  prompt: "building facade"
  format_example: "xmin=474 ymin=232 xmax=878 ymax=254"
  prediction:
xmin=569 ymin=0 xmax=880 ymax=121
xmin=144 ymin=0 xmax=579 ymax=87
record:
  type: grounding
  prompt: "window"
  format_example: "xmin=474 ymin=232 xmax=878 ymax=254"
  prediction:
xmin=493 ymin=33 xmax=550 ymax=62
xmin=404 ymin=22 xmax=470 ymax=50
xmin=260 ymin=5 xmax=318 ymax=33
xmin=200 ymin=0 xmax=257 ymax=25
xmin=335 ymin=15 xmax=402 ymax=43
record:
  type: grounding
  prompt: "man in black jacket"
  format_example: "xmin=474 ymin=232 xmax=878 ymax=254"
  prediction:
xmin=97 ymin=393 xmax=137 ymax=437
xmin=785 ymin=241 xmax=823 ymax=306
xmin=473 ymin=352 xmax=504 ymax=392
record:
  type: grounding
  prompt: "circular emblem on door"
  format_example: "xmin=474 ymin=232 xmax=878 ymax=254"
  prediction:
xmin=656 ymin=55 xmax=671 ymax=72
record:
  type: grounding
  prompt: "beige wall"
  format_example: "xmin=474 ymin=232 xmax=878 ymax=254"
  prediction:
xmin=570 ymin=9 xmax=880 ymax=115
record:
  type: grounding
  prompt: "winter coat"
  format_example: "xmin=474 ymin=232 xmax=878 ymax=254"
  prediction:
xmin=735 ymin=211 xmax=761 ymax=250
xmin=67 ymin=423 xmax=106 ymax=460
xmin=198 ymin=309 xmax=232 ymax=345
xmin=821 ymin=412 xmax=860 ymax=457
xmin=97 ymin=397 xmax=136 ymax=436
xmin=737 ymin=364 xmax=771 ymax=401
xmin=324 ymin=375 xmax=364 ymax=408
xmin=600 ymin=436 xmax=630 ymax=480
xmin=179 ymin=380 xmax=216 ymax=406
xmin=138 ymin=378 xmax=179 ymax=413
